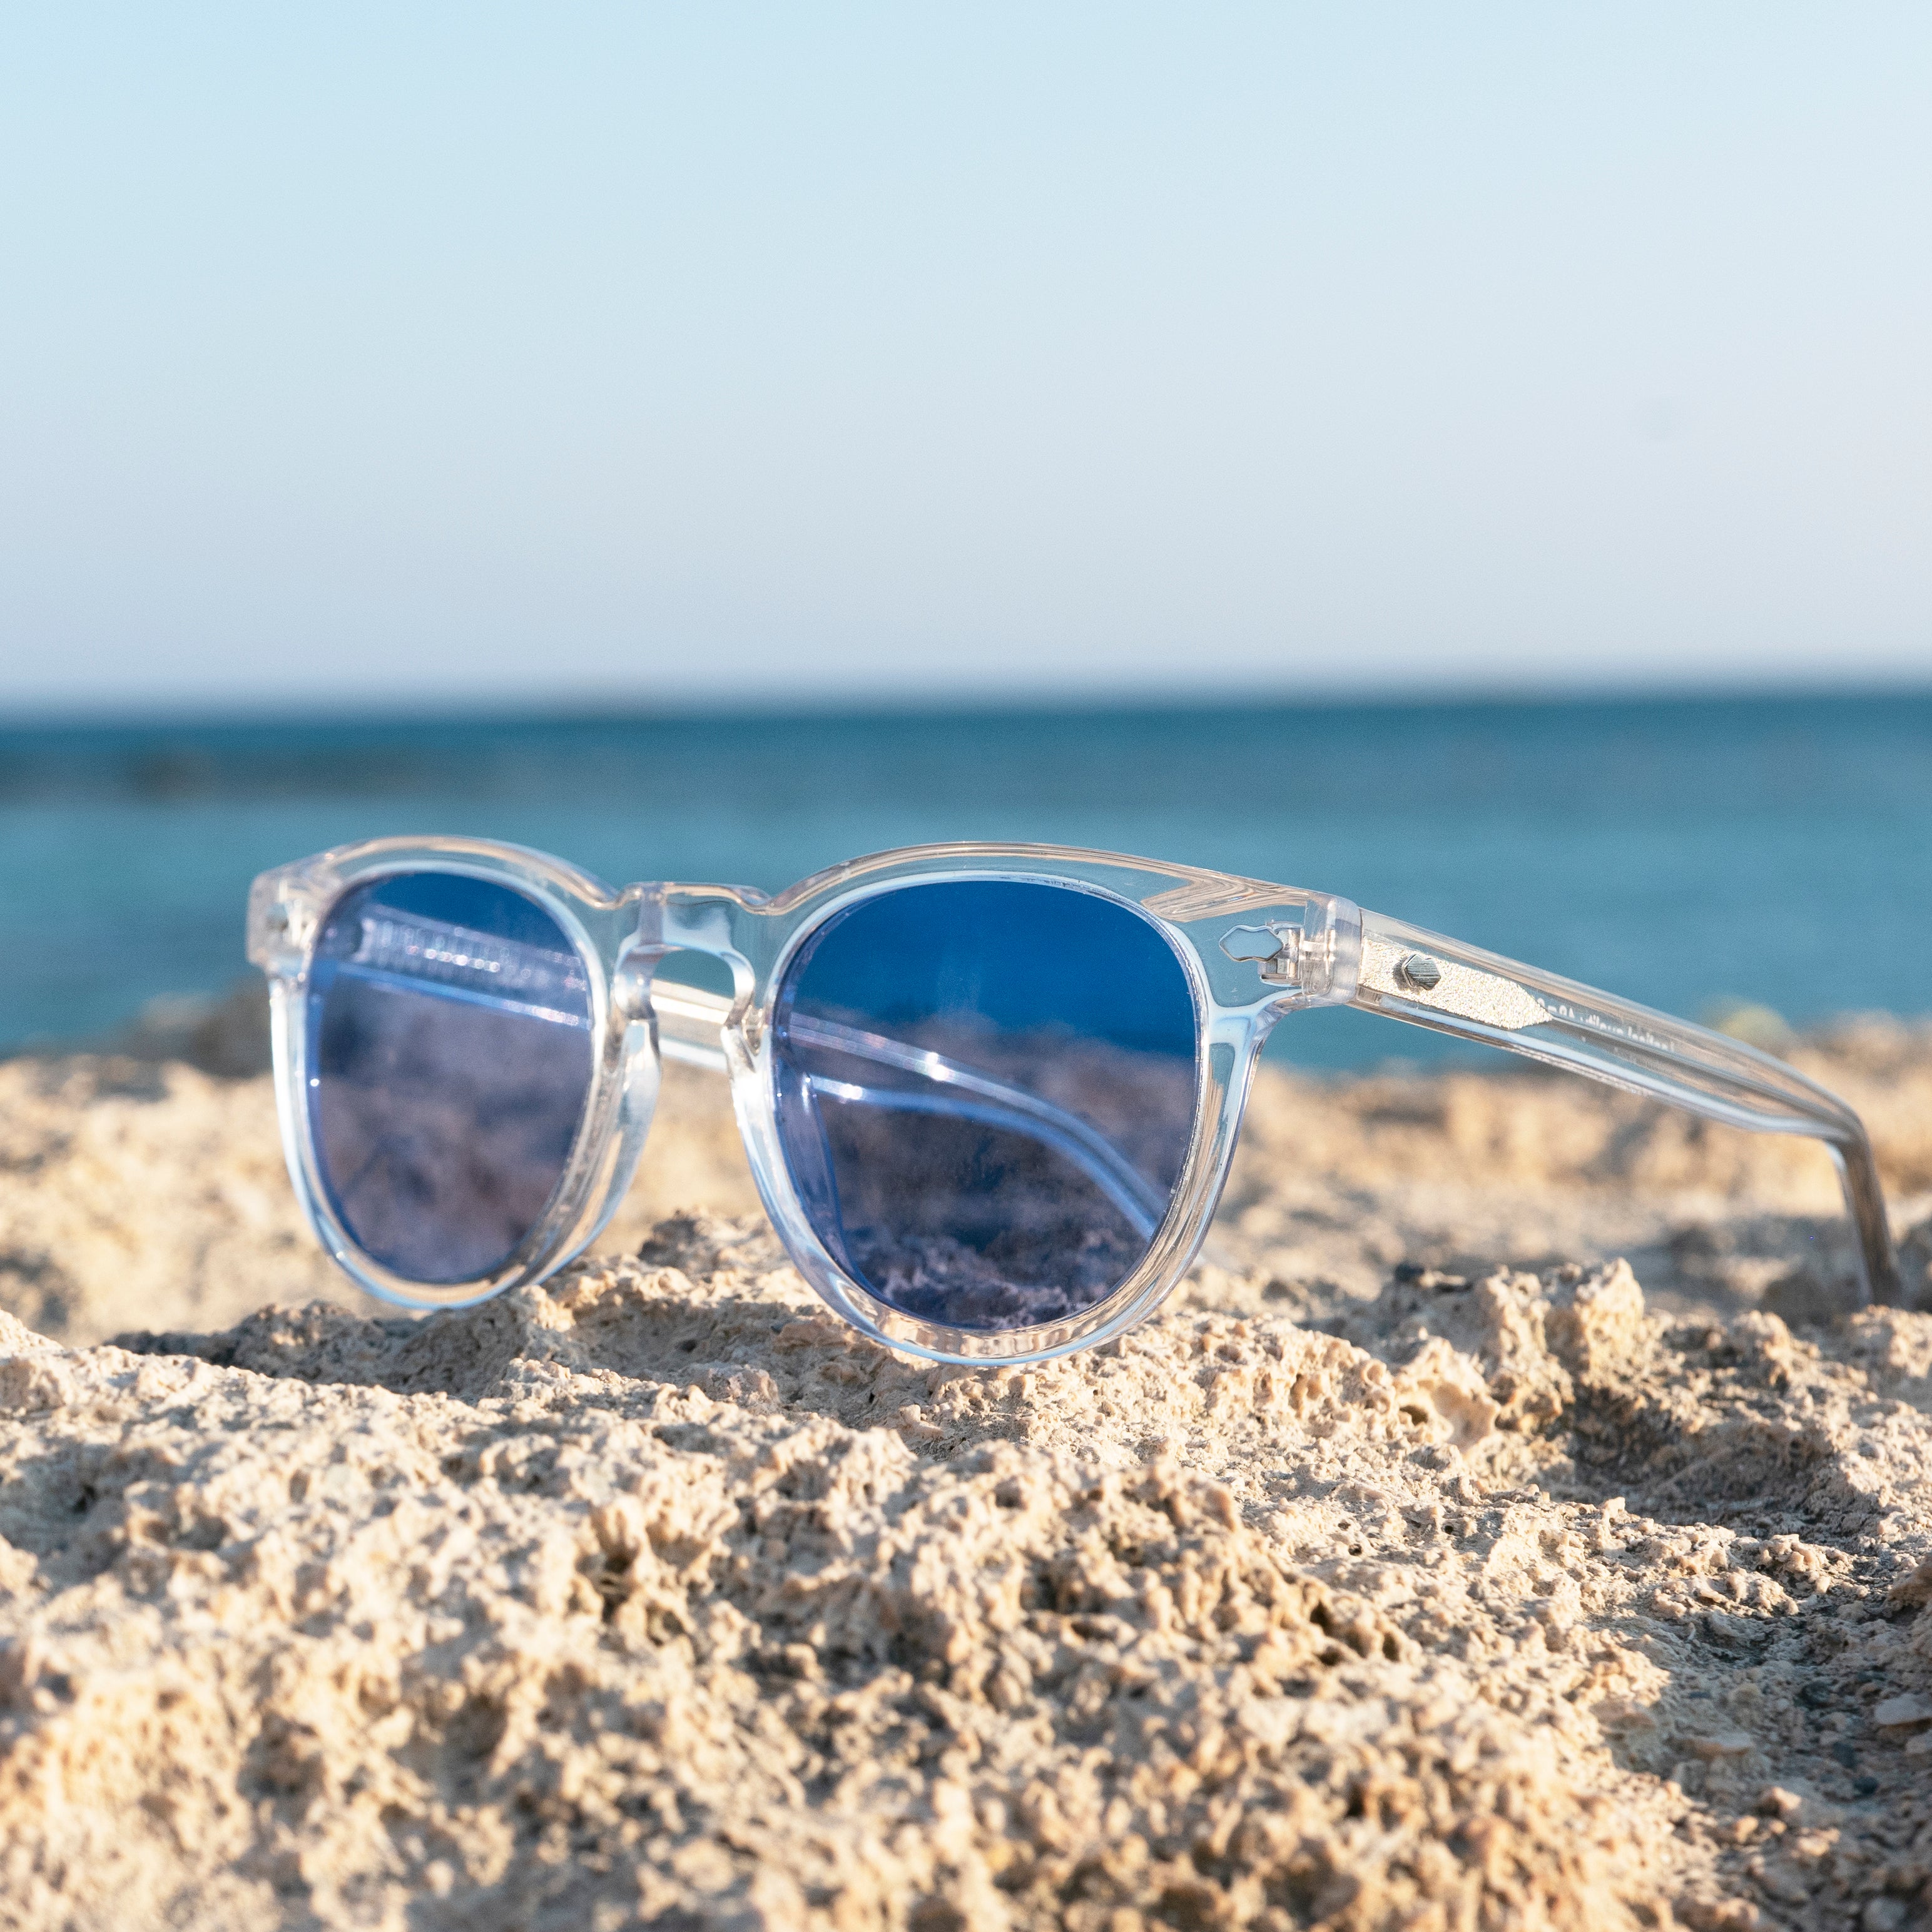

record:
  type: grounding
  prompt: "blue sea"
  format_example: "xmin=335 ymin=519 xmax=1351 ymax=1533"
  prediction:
xmin=3 ymin=692 xmax=1928 ymax=1071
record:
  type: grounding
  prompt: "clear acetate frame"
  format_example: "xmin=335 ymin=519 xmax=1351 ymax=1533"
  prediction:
xmin=248 ymin=836 xmax=1902 ymax=1366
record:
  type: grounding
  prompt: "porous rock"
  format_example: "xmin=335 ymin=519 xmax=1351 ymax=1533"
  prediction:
xmin=8 ymin=1024 xmax=1932 ymax=1926
xmin=0 ymin=1224 xmax=1928 ymax=1928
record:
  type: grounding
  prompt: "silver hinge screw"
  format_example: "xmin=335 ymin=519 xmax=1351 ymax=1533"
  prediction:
xmin=1397 ymin=952 xmax=1442 ymax=992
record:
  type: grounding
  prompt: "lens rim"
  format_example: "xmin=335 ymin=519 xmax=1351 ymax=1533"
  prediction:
xmin=727 ymin=863 xmax=1232 ymax=1363
xmin=253 ymin=838 xmax=654 ymax=1309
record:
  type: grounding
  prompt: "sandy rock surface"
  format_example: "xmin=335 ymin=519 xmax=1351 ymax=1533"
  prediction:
xmin=4 ymin=1017 xmax=1932 ymax=1927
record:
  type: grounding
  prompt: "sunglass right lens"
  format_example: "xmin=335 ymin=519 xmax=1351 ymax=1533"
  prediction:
xmin=305 ymin=871 xmax=596 ymax=1286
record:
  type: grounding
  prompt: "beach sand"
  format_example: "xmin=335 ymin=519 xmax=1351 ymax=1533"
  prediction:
xmin=5 ymin=1010 xmax=1932 ymax=1926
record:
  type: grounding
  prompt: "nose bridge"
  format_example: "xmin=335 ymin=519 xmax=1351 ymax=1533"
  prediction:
xmin=613 ymin=884 xmax=780 ymax=1022
xmin=658 ymin=884 xmax=761 ymax=967
xmin=605 ymin=884 xmax=763 ymax=1065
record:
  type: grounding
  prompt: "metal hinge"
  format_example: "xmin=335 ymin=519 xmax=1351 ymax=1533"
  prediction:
xmin=1219 ymin=920 xmax=1333 ymax=988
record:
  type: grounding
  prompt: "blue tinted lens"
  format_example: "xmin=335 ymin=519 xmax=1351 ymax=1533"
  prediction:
xmin=306 ymin=872 xmax=595 ymax=1284
xmin=771 ymin=880 xmax=1199 ymax=1333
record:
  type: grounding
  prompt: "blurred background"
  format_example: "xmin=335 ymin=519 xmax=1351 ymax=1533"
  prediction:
xmin=3 ymin=5 xmax=1929 ymax=1068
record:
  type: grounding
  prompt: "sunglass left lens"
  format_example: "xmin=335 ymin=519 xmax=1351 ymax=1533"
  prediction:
xmin=305 ymin=872 xmax=595 ymax=1286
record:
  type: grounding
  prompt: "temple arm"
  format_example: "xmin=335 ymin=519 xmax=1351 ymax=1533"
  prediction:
xmin=1349 ymin=909 xmax=1901 ymax=1308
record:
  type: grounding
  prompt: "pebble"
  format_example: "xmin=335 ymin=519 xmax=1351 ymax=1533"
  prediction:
xmin=1871 ymin=1692 xmax=1932 ymax=1730
xmin=1685 ymin=1732 xmax=1757 ymax=1759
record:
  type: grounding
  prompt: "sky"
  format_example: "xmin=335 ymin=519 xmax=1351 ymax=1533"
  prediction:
xmin=1 ymin=5 xmax=1928 ymax=713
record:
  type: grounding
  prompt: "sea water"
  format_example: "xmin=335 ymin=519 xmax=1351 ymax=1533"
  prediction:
xmin=2 ymin=691 xmax=1928 ymax=1070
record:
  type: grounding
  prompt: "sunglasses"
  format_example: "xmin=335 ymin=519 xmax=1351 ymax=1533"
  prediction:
xmin=247 ymin=837 xmax=1899 ymax=1364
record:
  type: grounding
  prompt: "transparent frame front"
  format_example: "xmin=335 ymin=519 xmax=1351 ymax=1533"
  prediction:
xmin=250 ymin=835 xmax=1902 ymax=1366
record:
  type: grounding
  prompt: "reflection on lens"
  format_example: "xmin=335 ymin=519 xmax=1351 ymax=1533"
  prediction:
xmin=307 ymin=873 xmax=594 ymax=1284
xmin=771 ymin=880 xmax=1199 ymax=1333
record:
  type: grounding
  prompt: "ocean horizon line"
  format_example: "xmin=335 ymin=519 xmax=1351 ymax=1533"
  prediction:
xmin=6 ymin=672 xmax=1932 ymax=739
